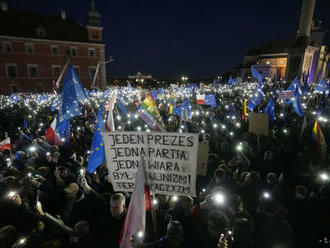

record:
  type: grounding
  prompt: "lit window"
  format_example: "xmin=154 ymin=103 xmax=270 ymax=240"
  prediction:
xmin=280 ymin=60 xmax=285 ymax=65
xmin=70 ymin=47 xmax=77 ymax=56
xmin=266 ymin=61 xmax=270 ymax=65
xmin=6 ymin=64 xmax=17 ymax=78
xmin=28 ymin=65 xmax=38 ymax=78
xmin=89 ymin=48 xmax=95 ymax=57
xmin=51 ymin=45 xmax=58 ymax=56
xmin=25 ymin=43 xmax=34 ymax=55
xmin=3 ymin=42 xmax=12 ymax=53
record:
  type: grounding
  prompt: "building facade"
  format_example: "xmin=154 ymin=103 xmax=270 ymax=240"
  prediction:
xmin=0 ymin=0 xmax=106 ymax=94
xmin=241 ymin=0 xmax=330 ymax=81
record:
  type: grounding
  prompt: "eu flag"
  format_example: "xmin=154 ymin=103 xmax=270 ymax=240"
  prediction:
xmin=56 ymin=116 xmax=70 ymax=147
xmin=205 ymin=94 xmax=217 ymax=107
xmin=229 ymin=76 xmax=238 ymax=86
xmin=292 ymin=96 xmax=304 ymax=117
xmin=264 ymin=97 xmax=275 ymax=124
xmin=117 ymin=98 xmax=127 ymax=117
xmin=57 ymin=63 xmax=87 ymax=129
xmin=87 ymin=109 xmax=106 ymax=173
xmin=251 ymin=66 xmax=263 ymax=83
xmin=247 ymin=85 xmax=264 ymax=111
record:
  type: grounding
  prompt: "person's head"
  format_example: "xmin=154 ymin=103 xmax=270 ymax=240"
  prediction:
xmin=72 ymin=220 xmax=90 ymax=240
xmin=245 ymin=171 xmax=260 ymax=185
xmin=207 ymin=211 xmax=230 ymax=237
xmin=167 ymin=220 xmax=183 ymax=245
xmin=294 ymin=185 xmax=308 ymax=200
xmin=233 ymin=218 xmax=251 ymax=238
xmin=214 ymin=168 xmax=226 ymax=180
xmin=110 ymin=193 xmax=126 ymax=218
xmin=0 ymin=225 xmax=17 ymax=248
xmin=58 ymin=166 xmax=69 ymax=179
xmin=63 ymin=183 xmax=79 ymax=200
xmin=264 ymin=151 xmax=273 ymax=161
xmin=266 ymin=172 xmax=278 ymax=185
xmin=228 ymin=195 xmax=244 ymax=215
xmin=6 ymin=191 xmax=22 ymax=206
xmin=52 ymin=152 xmax=60 ymax=163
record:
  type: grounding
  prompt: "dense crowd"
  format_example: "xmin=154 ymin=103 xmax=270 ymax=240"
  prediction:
xmin=0 ymin=79 xmax=329 ymax=248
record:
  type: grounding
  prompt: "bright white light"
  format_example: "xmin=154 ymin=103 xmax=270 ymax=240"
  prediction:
xmin=236 ymin=144 xmax=243 ymax=151
xmin=152 ymin=199 xmax=158 ymax=205
xmin=172 ymin=195 xmax=178 ymax=202
xmin=213 ymin=123 xmax=218 ymax=128
xmin=116 ymin=115 xmax=121 ymax=121
xmin=263 ymin=192 xmax=271 ymax=199
xmin=283 ymin=129 xmax=288 ymax=134
xmin=46 ymin=152 xmax=51 ymax=156
xmin=137 ymin=231 xmax=144 ymax=239
xmin=19 ymin=238 xmax=26 ymax=245
xmin=213 ymin=193 xmax=225 ymax=204
xmin=201 ymin=129 xmax=205 ymax=134
xmin=235 ymin=122 xmax=241 ymax=128
xmin=202 ymin=188 xmax=206 ymax=192
xmin=320 ymin=173 xmax=329 ymax=181
xmin=80 ymin=169 xmax=85 ymax=175
xmin=137 ymin=126 xmax=141 ymax=131
xmin=229 ymin=132 xmax=234 ymax=136
xmin=8 ymin=191 xmax=16 ymax=198
xmin=27 ymin=173 xmax=32 ymax=177
xmin=221 ymin=125 xmax=226 ymax=129
xmin=29 ymin=146 xmax=37 ymax=152
xmin=61 ymin=138 xmax=66 ymax=142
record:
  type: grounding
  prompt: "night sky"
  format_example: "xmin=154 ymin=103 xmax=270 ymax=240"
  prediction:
xmin=8 ymin=0 xmax=330 ymax=79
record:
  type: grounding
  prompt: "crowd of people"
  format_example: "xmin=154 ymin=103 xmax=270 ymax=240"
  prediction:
xmin=0 ymin=78 xmax=329 ymax=248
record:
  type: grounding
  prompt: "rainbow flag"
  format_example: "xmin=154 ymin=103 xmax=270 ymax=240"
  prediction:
xmin=138 ymin=93 xmax=165 ymax=131
xmin=312 ymin=121 xmax=327 ymax=163
xmin=242 ymin=99 xmax=247 ymax=120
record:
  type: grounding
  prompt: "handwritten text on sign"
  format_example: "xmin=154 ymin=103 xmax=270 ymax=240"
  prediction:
xmin=102 ymin=132 xmax=198 ymax=196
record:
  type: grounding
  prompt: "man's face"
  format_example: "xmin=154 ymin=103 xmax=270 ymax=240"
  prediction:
xmin=110 ymin=199 xmax=125 ymax=218
xmin=8 ymin=192 xmax=22 ymax=206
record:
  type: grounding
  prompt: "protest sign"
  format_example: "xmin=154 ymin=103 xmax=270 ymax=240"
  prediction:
xmin=197 ymin=143 xmax=209 ymax=176
xmin=249 ymin=113 xmax=269 ymax=136
xmin=278 ymin=90 xmax=294 ymax=100
xmin=102 ymin=132 xmax=199 ymax=196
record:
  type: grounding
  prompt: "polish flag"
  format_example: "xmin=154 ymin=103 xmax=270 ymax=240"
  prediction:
xmin=45 ymin=116 xmax=62 ymax=145
xmin=196 ymin=94 xmax=205 ymax=105
xmin=0 ymin=137 xmax=11 ymax=152
xmin=119 ymin=157 xmax=148 ymax=248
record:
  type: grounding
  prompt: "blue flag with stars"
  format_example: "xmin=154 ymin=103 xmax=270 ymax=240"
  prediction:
xmin=247 ymin=85 xmax=265 ymax=111
xmin=229 ymin=76 xmax=238 ymax=86
xmin=56 ymin=116 xmax=70 ymax=147
xmin=57 ymin=63 xmax=87 ymax=130
xmin=87 ymin=109 xmax=106 ymax=173
xmin=264 ymin=97 xmax=275 ymax=124
xmin=251 ymin=66 xmax=263 ymax=83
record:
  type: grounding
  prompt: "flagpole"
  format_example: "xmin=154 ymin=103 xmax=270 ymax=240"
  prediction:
xmin=142 ymin=156 xmax=158 ymax=240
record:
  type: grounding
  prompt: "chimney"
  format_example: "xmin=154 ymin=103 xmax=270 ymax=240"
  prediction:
xmin=61 ymin=10 xmax=66 ymax=20
xmin=297 ymin=0 xmax=316 ymax=39
xmin=0 ymin=1 xmax=8 ymax=12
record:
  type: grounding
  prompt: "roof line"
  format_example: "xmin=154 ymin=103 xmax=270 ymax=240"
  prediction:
xmin=0 ymin=35 xmax=105 ymax=46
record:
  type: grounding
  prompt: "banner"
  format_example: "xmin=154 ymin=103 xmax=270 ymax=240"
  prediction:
xmin=103 ymin=132 xmax=199 ymax=196
xmin=249 ymin=113 xmax=269 ymax=136
xmin=278 ymin=90 xmax=294 ymax=100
